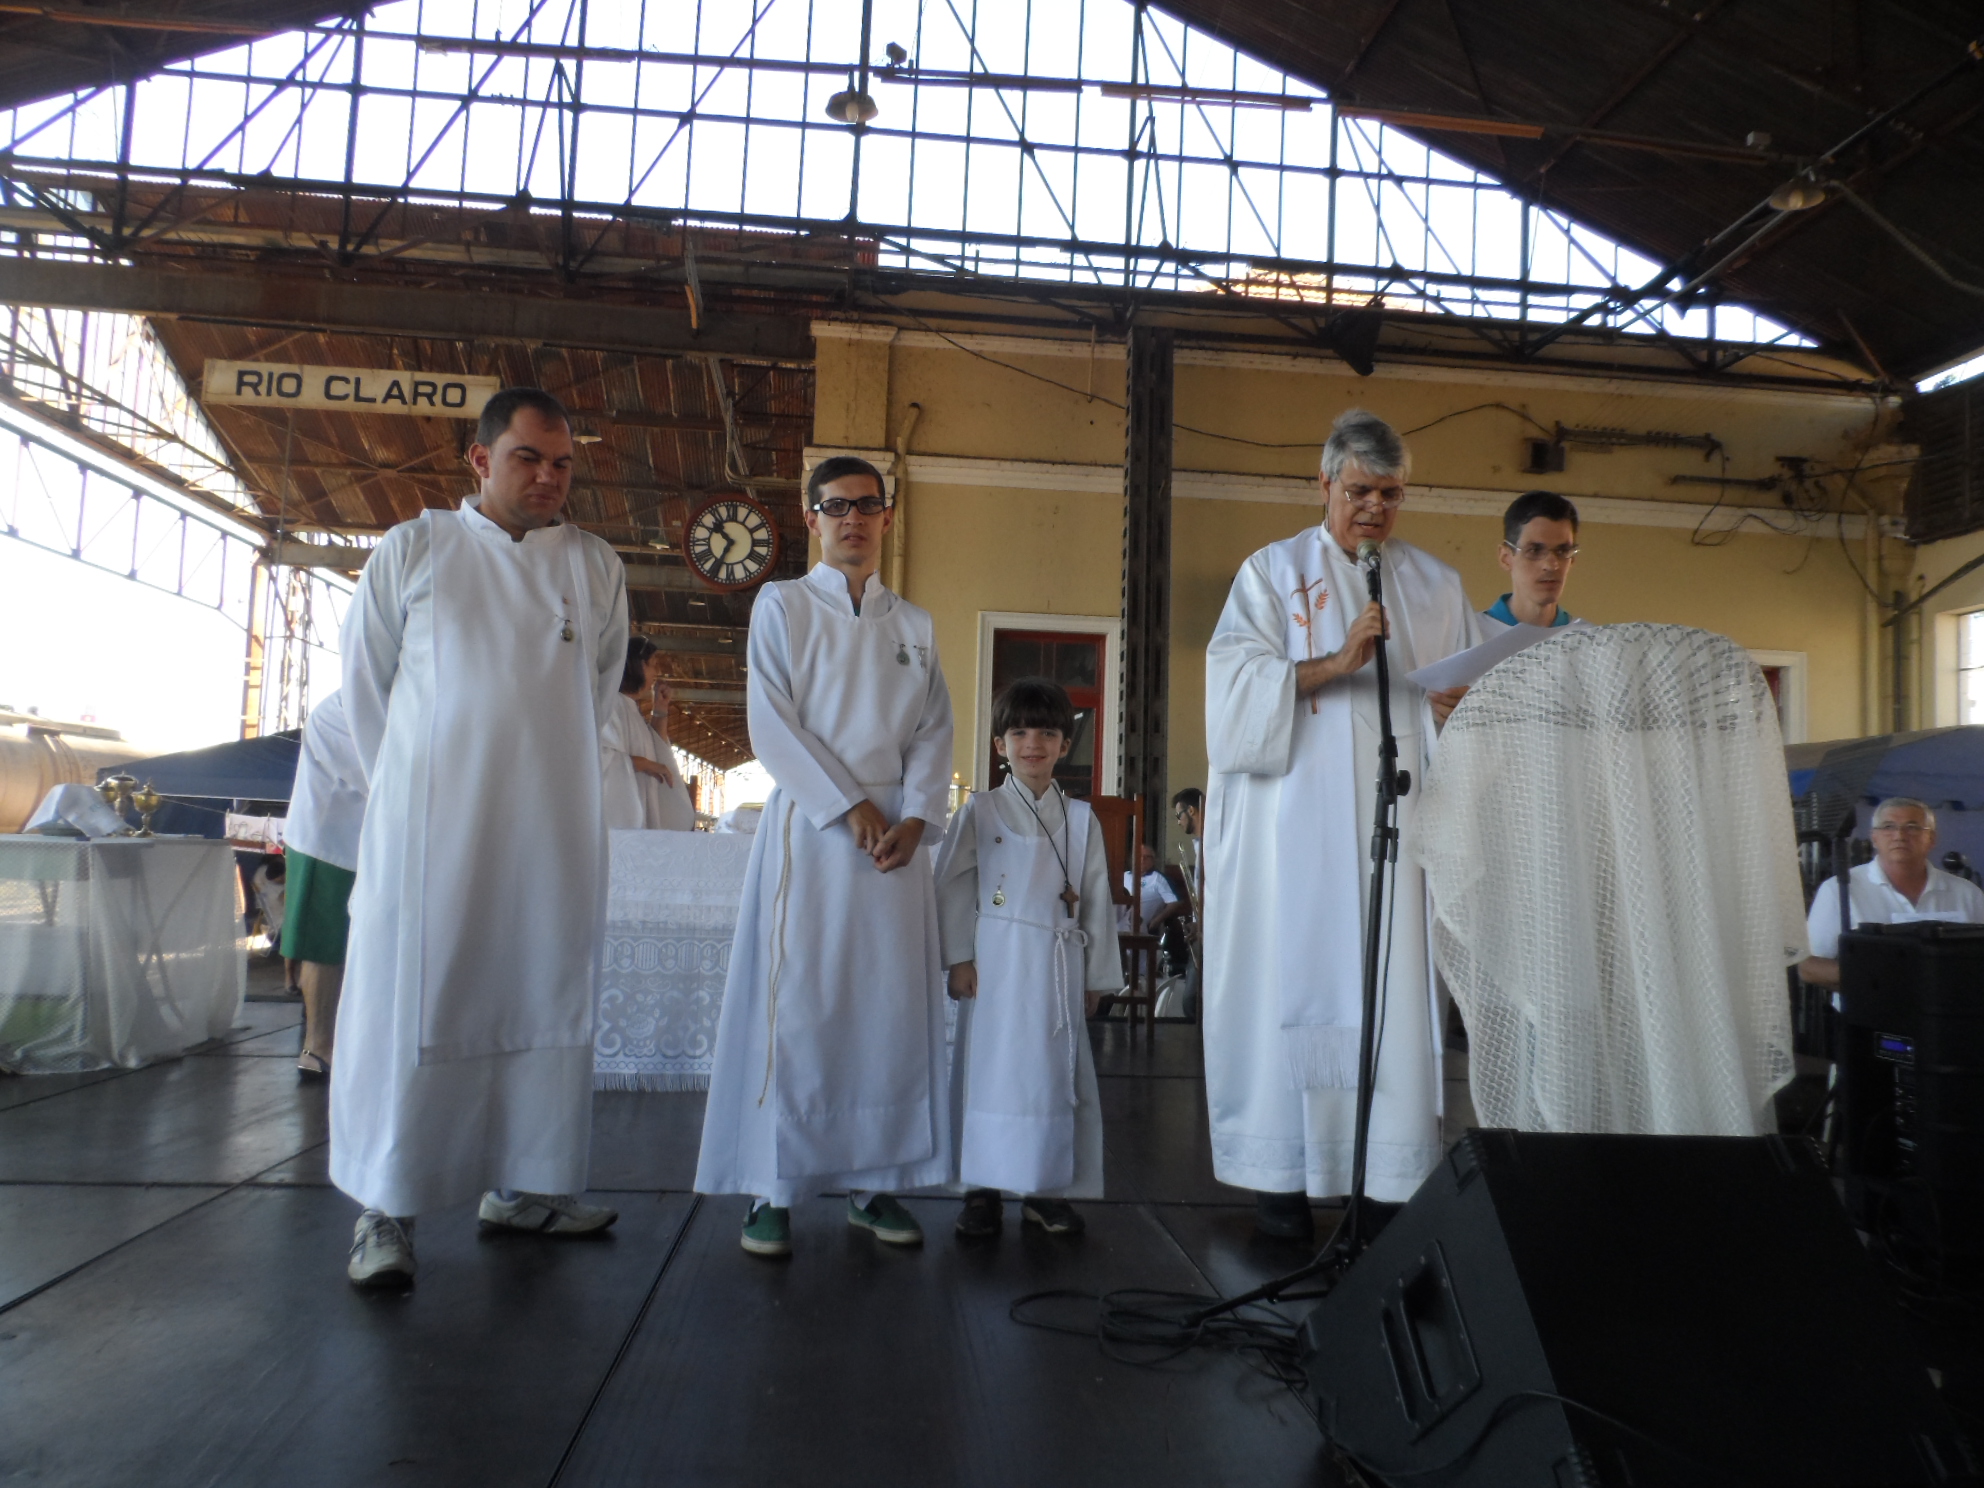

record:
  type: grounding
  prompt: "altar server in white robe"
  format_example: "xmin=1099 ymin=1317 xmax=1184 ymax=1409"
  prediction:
xmin=281 ymin=688 xmax=366 ymax=1081
xmin=601 ymin=637 xmax=696 ymax=830
xmin=695 ymin=455 xmax=954 ymax=1258
xmin=334 ymin=387 xmax=629 ymax=1290
xmin=936 ymin=677 xmax=1120 ymax=1241
xmin=1203 ymin=409 xmax=1480 ymax=1241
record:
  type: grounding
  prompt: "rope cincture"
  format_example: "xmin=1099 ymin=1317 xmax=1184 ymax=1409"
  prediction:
xmin=978 ymin=905 xmax=1088 ymax=1107
xmin=756 ymin=798 xmax=797 ymax=1107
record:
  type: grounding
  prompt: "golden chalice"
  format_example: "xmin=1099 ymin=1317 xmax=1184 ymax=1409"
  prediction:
xmin=131 ymin=782 xmax=162 ymax=837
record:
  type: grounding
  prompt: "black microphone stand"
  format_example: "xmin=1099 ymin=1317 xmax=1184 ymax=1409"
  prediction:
xmin=1187 ymin=546 xmax=1405 ymax=1323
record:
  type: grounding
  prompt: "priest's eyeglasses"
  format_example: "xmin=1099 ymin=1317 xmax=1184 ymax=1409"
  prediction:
xmin=1872 ymin=821 xmax=1928 ymax=835
xmin=811 ymin=494 xmax=892 ymax=517
xmin=1338 ymin=484 xmax=1406 ymax=510
xmin=1504 ymin=540 xmax=1580 ymax=563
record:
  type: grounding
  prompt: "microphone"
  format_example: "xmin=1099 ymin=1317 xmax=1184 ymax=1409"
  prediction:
xmin=1357 ymin=538 xmax=1384 ymax=603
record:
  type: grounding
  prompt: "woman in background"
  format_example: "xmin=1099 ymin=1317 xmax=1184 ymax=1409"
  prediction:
xmin=601 ymin=637 xmax=696 ymax=830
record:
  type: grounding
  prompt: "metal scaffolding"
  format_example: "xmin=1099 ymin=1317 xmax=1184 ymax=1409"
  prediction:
xmin=0 ymin=0 xmax=1808 ymax=348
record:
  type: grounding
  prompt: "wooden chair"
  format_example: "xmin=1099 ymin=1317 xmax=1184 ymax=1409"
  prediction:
xmin=1088 ymin=793 xmax=1157 ymax=1040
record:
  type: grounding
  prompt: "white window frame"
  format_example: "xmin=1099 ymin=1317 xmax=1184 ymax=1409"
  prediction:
xmin=1748 ymin=649 xmax=1809 ymax=744
xmin=972 ymin=611 xmax=1122 ymax=795
xmin=1953 ymin=608 xmax=1984 ymax=726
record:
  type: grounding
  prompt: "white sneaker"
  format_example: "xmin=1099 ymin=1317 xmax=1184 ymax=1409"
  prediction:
xmin=348 ymin=1210 xmax=416 ymax=1288
xmin=477 ymin=1190 xmax=618 ymax=1236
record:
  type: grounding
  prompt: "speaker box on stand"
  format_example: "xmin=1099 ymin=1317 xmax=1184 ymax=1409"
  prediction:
xmin=1297 ymin=1130 xmax=1976 ymax=1487
xmin=1838 ymin=922 xmax=1984 ymax=1277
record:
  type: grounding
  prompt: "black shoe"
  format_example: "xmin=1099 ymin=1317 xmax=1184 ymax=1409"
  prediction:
xmin=1021 ymin=1197 xmax=1085 ymax=1236
xmin=1254 ymin=1190 xmax=1315 ymax=1240
xmin=955 ymin=1188 xmax=1003 ymax=1239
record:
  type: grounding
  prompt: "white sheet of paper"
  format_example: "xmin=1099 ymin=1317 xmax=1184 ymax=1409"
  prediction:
xmin=1406 ymin=622 xmax=1569 ymax=692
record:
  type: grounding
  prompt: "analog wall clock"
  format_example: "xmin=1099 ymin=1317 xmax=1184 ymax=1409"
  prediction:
xmin=683 ymin=495 xmax=779 ymax=591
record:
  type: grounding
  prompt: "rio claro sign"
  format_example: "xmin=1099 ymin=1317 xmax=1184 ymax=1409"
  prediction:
xmin=202 ymin=361 xmax=500 ymax=418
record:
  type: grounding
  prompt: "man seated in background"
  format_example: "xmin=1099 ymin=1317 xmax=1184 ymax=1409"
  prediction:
xmin=1118 ymin=842 xmax=1187 ymax=937
xmin=1799 ymin=796 xmax=1984 ymax=988
xmin=1480 ymin=491 xmax=1582 ymax=634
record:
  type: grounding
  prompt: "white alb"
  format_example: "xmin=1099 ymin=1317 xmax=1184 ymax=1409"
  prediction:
xmin=332 ymin=499 xmax=628 ymax=1216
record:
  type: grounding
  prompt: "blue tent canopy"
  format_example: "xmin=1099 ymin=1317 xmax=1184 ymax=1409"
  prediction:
xmin=1785 ymin=727 xmax=1984 ymax=808
xmin=97 ymin=731 xmax=301 ymax=838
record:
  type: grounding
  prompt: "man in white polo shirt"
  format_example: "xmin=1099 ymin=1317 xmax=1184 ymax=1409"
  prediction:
xmin=1798 ymin=796 xmax=1984 ymax=988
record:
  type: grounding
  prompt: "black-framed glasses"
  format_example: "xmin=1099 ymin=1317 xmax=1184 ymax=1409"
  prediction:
xmin=812 ymin=494 xmax=891 ymax=517
xmin=1504 ymin=540 xmax=1579 ymax=562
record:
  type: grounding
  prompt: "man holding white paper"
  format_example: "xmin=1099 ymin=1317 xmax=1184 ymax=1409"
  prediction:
xmin=1202 ymin=409 xmax=1480 ymax=1240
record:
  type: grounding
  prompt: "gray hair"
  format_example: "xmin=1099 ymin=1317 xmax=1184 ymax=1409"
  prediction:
xmin=1321 ymin=408 xmax=1410 ymax=482
xmin=1873 ymin=796 xmax=1937 ymax=831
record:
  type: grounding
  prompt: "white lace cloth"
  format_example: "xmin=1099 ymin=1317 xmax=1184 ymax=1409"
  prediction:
xmin=0 ymin=836 xmax=245 ymax=1073
xmin=593 ymin=829 xmax=754 ymax=1090
xmin=1414 ymin=624 xmax=1804 ymax=1136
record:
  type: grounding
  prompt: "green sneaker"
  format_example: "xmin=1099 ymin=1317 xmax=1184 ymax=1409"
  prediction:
xmin=847 ymin=1193 xmax=924 ymax=1246
xmin=741 ymin=1201 xmax=791 ymax=1257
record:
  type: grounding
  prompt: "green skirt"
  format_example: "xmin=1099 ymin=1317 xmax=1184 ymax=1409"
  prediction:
xmin=279 ymin=848 xmax=356 ymax=965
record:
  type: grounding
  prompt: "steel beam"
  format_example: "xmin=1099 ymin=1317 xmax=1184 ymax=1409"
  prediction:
xmin=1119 ymin=324 xmax=1173 ymax=853
xmin=0 ymin=258 xmax=813 ymax=362
xmin=642 ymin=632 xmax=747 ymax=656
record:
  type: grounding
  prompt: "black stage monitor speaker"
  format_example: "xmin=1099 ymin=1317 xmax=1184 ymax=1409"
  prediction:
xmin=1297 ymin=1130 xmax=1977 ymax=1488
xmin=1839 ymin=921 xmax=1984 ymax=1269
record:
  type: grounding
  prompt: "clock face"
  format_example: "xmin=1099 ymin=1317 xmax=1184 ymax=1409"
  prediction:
xmin=684 ymin=497 xmax=779 ymax=590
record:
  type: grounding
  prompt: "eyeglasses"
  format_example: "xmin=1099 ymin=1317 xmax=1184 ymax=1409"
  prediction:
xmin=1872 ymin=821 xmax=1929 ymax=835
xmin=1336 ymin=484 xmax=1406 ymax=511
xmin=1504 ymin=541 xmax=1580 ymax=563
xmin=811 ymin=494 xmax=891 ymax=517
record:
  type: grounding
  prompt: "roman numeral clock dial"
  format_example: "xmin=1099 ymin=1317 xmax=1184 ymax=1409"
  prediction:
xmin=684 ymin=496 xmax=779 ymax=591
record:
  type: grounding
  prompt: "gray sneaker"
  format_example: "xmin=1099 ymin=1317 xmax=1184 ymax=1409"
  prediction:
xmin=478 ymin=1190 xmax=618 ymax=1236
xmin=348 ymin=1210 xmax=416 ymax=1289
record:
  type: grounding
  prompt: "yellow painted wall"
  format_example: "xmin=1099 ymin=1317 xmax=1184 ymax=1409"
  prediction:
xmin=818 ymin=325 xmax=1896 ymax=813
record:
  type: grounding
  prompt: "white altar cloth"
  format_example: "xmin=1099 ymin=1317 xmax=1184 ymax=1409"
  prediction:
xmin=0 ymin=836 xmax=245 ymax=1073
xmin=593 ymin=829 xmax=753 ymax=1090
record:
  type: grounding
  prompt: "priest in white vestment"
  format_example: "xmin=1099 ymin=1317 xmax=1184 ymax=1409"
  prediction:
xmin=333 ymin=388 xmax=629 ymax=1289
xmin=1202 ymin=409 xmax=1480 ymax=1240
xmin=695 ymin=455 xmax=954 ymax=1258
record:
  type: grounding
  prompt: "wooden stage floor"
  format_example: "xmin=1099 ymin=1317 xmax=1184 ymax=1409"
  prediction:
xmin=0 ymin=970 xmax=1348 ymax=1488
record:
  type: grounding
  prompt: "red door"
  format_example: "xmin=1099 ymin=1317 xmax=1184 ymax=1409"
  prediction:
xmin=986 ymin=629 xmax=1104 ymax=799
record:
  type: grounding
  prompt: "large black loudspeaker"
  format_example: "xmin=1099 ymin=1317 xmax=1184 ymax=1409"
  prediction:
xmin=1839 ymin=921 xmax=1984 ymax=1269
xmin=1297 ymin=1131 xmax=1976 ymax=1487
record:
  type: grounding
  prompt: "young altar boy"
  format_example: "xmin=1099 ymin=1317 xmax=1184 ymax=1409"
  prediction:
xmin=694 ymin=455 xmax=956 ymax=1258
xmin=935 ymin=678 xmax=1121 ymax=1239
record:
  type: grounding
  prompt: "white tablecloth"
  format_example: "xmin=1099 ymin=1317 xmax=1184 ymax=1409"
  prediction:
xmin=593 ymin=829 xmax=753 ymax=1091
xmin=0 ymin=836 xmax=246 ymax=1073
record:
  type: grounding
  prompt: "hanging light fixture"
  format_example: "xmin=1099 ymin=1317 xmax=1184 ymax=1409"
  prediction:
xmin=824 ymin=0 xmax=878 ymax=125
xmin=824 ymin=82 xmax=878 ymax=124
xmin=1768 ymin=177 xmax=1827 ymax=212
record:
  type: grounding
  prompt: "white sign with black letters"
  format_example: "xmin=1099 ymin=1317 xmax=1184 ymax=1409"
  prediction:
xmin=202 ymin=361 xmax=500 ymax=418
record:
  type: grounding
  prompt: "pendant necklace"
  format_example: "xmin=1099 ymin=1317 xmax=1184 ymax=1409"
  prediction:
xmin=556 ymin=593 xmax=575 ymax=643
xmin=1012 ymin=777 xmax=1079 ymax=918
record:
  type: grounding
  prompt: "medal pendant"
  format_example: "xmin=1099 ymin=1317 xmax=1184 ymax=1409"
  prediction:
xmin=896 ymin=643 xmax=910 ymax=665
xmin=991 ymin=888 xmax=1005 ymax=907
xmin=560 ymin=622 xmax=575 ymax=642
